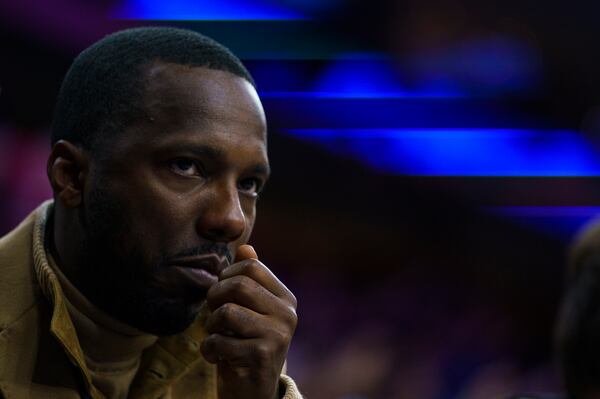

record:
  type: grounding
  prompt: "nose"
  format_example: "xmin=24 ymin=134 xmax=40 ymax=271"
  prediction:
xmin=196 ymin=181 xmax=246 ymax=243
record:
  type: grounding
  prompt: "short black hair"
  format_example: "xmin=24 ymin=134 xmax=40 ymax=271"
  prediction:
xmin=51 ymin=26 xmax=255 ymax=154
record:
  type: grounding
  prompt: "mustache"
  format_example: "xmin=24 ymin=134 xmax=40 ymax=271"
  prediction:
xmin=163 ymin=242 xmax=233 ymax=265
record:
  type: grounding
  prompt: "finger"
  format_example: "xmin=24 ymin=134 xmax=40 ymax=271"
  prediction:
xmin=235 ymin=244 xmax=258 ymax=262
xmin=207 ymin=274 xmax=287 ymax=315
xmin=201 ymin=334 xmax=275 ymax=368
xmin=219 ymin=259 xmax=296 ymax=307
xmin=205 ymin=302 xmax=268 ymax=338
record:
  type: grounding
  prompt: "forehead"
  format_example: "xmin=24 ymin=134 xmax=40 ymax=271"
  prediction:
xmin=116 ymin=62 xmax=268 ymax=157
xmin=143 ymin=62 xmax=265 ymax=129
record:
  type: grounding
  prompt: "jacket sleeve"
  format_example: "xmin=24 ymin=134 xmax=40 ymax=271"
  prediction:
xmin=279 ymin=375 xmax=302 ymax=399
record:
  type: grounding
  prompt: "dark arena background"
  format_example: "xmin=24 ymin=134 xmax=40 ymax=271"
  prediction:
xmin=3 ymin=1 xmax=600 ymax=398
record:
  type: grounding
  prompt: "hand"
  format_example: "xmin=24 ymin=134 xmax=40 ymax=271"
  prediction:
xmin=201 ymin=245 xmax=298 ymax=399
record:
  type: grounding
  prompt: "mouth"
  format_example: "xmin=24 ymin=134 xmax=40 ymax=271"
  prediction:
xmin=166 ymin=254 xmax=230 ymax=293
xmin=169 ymin=253 xmax=230 ymax=275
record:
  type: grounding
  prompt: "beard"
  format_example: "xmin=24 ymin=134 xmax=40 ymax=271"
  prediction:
xmin=77 ymin=183 xmax=203 ymax=336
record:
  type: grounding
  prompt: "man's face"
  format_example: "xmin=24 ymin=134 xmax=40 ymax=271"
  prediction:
xmin=79 ymin=63 xmax=269 ymax=335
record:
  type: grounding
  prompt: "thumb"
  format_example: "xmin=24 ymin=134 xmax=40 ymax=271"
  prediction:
xmin=234 ymin=244 xmax=258 ymax=262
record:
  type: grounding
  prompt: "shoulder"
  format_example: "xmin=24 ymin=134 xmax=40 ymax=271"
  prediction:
xmin=0 ymin=207 xmax=52 ymax=387
xmin=0 ymin=207 xmax=45 ymax=329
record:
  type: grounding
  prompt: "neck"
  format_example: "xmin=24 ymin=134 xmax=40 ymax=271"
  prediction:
xmin=48 ymin=204 xmax=158 ymax=364
xmin=50 ymin=203 xmax=85 ymax=291
xmin=50 ymin=255 xmax=158 ymax=364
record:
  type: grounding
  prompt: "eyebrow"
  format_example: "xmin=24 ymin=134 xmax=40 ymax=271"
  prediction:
xmin=171 ymin=143 xmax=226 ymax=161
xmin=250 ymin=163 xmax=271 ymax=178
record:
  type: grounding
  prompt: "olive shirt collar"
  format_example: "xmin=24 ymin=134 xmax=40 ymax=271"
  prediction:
xmin=32 ymin=201 xmax=216 ymax=399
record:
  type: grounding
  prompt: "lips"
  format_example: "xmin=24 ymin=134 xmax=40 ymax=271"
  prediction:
xmin=166 ymin=253 xmax=230 ymax=293
xmin=170 ymin=253 xmax=229 ymax=275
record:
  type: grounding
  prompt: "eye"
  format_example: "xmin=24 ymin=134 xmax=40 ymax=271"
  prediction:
xmin=238 ymin=178 xmax=262 ymax=196
xmin=168 ymin=158 xmax=202 ymax=177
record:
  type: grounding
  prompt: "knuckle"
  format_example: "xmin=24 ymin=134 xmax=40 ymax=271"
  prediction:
xmin=217 ymin=302 xmax=236 ymax=321
xmin=285 ymin=307 xmax=298 ymax=331
xmin=272 ymin=328 xmax=289 ymax=348
xmin=246 ymin=259 xmax=262 ymax=276
xmin=206 ymin=284 xmax=219 ymax=303
xmin=273 ymin=320 xmax=294 ymax=347
xmin=288 ymin=292 xmax=298 ymax=309
xmin=229 ymin=275 xmax=249 ymax=292
xmin=252 ymin=342 xmax=272 ymax=363
xmin=242 ymin=259 xmax=265 ymax=277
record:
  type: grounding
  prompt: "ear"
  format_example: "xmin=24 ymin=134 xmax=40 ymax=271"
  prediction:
xmin=47 ymin=140 xmax=89 ymax=208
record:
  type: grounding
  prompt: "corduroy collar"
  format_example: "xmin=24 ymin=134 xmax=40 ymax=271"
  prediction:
xmin=31 ymin=201 xmax=215 ymax=399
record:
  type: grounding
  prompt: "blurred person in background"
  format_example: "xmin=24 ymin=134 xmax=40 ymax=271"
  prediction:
xmin=555 ymin=220 xmax=600 ymax=399
xmin=0 ymin=27 xmax=300 ymax=399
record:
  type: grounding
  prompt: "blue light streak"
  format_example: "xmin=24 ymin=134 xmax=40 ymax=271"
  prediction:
xmin=285 ymin=129 xmax=600 ymax=176
xmin=251 ymin=57 xmax=467 ymax=98
xmin=114 ymin=0 xmax=306 ymax=20
xmin=409 ymin=36 xmax=540 ymax=95
xmin=259 ymin=91 xmax=466 ymax=99
xmin=312 ymin=58 xmax=464 ymax=98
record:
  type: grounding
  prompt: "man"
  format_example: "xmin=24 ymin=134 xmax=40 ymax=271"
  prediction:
xmin=554 ymin=221 xmax=600 ymax=399
xmin=0 ymin=27 xmax=300 ymax=399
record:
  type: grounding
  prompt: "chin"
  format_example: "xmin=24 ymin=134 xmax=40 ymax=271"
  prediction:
xmin=89 ymin=281 xmax=205 ymax=336
xmin=127 ymin=296 xmax=206 ymax=336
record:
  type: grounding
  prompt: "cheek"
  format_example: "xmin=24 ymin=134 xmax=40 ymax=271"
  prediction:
xmin=239 ymin=202 xmax=257 ymax=244
xmin=138 ymin=200 xmax=196 ymax=242
xmin=116 ymin=189 xmax=195 ymax=256
xmin=242 ymin=200 xmax=257 ymax=228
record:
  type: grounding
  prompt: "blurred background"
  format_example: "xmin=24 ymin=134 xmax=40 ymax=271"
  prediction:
xmin=3 ymin=1 xmax=600 ymax=398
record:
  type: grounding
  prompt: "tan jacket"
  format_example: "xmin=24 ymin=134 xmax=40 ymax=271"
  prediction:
xmin=0 ymin=202 xmax=301 ymax=399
